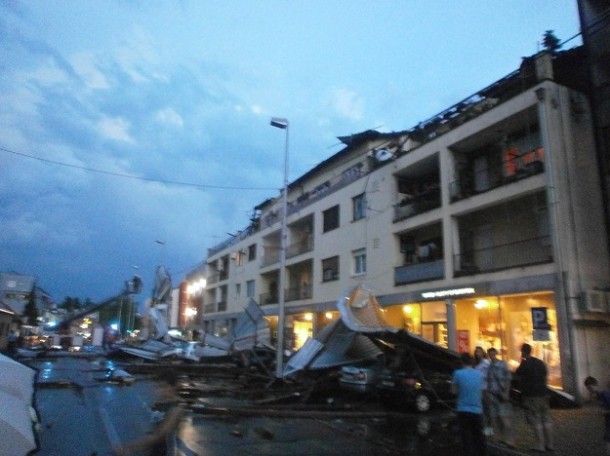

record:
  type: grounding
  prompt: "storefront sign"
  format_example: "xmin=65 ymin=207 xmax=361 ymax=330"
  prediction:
xmin=531 ymin=307 xmax=551 ymax=341
xmin=421 ymin=287 xmax=476 ymax=299
xmin=457 ymin=330 xmax=470 ymax=353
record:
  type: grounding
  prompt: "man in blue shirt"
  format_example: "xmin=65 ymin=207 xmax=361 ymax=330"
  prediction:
xmin=452 ymin=352 xmax=488 ymax=456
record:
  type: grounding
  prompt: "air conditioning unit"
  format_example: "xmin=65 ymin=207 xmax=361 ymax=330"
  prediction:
xmin=581 ymin=290 xmax=609 ymax=313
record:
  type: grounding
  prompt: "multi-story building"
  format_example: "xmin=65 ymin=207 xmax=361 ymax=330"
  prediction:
xmin=184 ymin=48 xmax=610 ymax=400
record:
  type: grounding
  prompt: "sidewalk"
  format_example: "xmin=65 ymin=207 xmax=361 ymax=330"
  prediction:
xmin=489 ymin=401 xmax=607 ymax=456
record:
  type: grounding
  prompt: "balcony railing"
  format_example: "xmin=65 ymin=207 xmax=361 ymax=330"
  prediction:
xmin=204 ymin=303 xmax=215 ymax=313
xmin=393 ymin=190 xmax=442 ymax=222
xmin=259 ymin=292 xmax=278 ymax=306
xmin=450 ymin=149 xmax=544 ymax=202
xmin=260 ymin=249 xmax=280 ymax=267
xmin=260 ymin=284 xmax=312 ymax=305
xmin=395 ymin=259 xmax=445 ymax=286
xmin=287 ymin=237 xmax=314 ymax=259
xmin=454 ymin=235 xmax=553 ymax=276
xmin=286 ymin=284 xmax=312 ymax=302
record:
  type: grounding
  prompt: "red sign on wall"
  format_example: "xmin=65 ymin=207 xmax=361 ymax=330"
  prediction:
xmin=457 ymin=330 xmax=470 ymax=353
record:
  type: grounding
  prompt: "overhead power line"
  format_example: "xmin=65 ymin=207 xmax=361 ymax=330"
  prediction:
xmin=0 ymin=146 xmax=277 ymax=191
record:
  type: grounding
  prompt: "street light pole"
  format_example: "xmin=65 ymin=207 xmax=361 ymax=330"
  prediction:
xmin=270 ymin=117 xmax=289 ymax=378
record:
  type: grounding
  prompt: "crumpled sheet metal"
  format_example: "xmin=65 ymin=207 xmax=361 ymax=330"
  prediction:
xmin=337 ymin=286 xmax=398 ymax=333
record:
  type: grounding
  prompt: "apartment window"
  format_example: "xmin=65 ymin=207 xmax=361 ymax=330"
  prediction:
xmin=352 ymin=249 xmax=367 ymax=275
xmin=322 ymin=256 xmax=339 ymax=282
xmin=233 ymin=251 xmax=244 ymax=266
xmin=235 ymin=283 xmax=241 ymax=297
xmin=246 ymin=280 xmax=255 ymax=298
xmin=323 ymin=205 xmax=340 ymax=232
xmin=352 ymin=193 xmax=367 ymax=221
xmin=248 ymin=244 xmax=256 ymax=261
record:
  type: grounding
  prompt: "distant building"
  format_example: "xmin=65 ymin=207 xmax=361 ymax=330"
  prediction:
xmin=0 ymin=272 xmax=53 ymax=324
xmin=0 ymin=301 xmax=17 ymax=351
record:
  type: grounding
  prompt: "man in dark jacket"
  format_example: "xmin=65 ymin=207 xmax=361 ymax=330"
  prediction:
xmin=515 ymin=343 xmax=553 ymax=452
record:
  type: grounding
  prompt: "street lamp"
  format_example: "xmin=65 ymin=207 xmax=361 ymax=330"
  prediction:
xmin=270 ymin=117 xmax=289 ymax=378
xmin=155 ymin=240 xmax=166 ymax=266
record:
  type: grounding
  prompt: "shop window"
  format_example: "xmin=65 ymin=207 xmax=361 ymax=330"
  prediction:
xmin=455 ymin=292 xmax=562 ymax=388
xmin=402 ymin=304 xmax=421 ymax=334
xmin=323 ymin=205 xmax=340 ymax=232
xmin=420 ymin=301 xmax=448 ymax=348
xmin=292 ymin=314 xmax=313 ymax=350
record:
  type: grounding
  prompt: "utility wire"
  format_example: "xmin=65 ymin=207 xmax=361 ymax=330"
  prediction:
xmin=0 ymin=146 xmax=277 ymax=191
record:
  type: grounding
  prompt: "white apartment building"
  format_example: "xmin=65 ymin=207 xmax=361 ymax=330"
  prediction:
xmin=186 ymin=49 xmax=610 ymax=399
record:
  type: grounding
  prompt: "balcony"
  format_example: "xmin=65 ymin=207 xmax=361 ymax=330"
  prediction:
xmin=393 ymin=191 xmax=441 ymax=222
xmin=450 ymin=148 xmax=544 ymax=202
xmin=286 ymin=237 xmax=314 ymax=259
xmin=454 ymin=235 xmax=553 ymax=276
xmin=259 ymin=292 xmax=278 ymax=306
xmin=260 ymin=249 xmax=280 ymax=267
xmin=204 ymin=303 xmax=215 ymax=313
xmin=286 ymin=284 xmax=312 ymax=302
xmin=395 ymin=259 xmax=444 ymax=286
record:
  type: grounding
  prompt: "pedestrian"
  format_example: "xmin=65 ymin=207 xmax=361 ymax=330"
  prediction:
xmin=113 ymin=371 xmax=185 ymax=456
xmin=6 ymin=330 xmax=18 ymax=357
xmin=515 ymin=343 xmax=554 ymax=453
xmin=486 ymin=347 xmax=515 ymax=448
xmin=474 ymin=346 xmax=492 ymax=436
xmin=584 ymin=376 xmax=610 ymax=456
xmin=451 ymin=352 xmax=488 ymax=456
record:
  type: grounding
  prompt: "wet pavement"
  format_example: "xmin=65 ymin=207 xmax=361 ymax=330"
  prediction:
xmin=27 ymin=355 xmax=606 ymax=456
xmin=29 ymin=355 xmax=461 ymax=456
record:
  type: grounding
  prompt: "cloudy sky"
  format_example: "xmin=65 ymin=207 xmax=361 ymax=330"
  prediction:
xmin=0 ymin=1 xmax=581 ymax=304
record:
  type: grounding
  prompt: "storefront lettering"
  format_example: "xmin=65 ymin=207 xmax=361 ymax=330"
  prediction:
xmin=421 ymin=287 xmax=475 ymax=299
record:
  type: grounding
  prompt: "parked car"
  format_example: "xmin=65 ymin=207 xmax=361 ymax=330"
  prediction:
xmin=338 ymin=358 xmax=383 ymax=394
xmin=376 ymin=368 xmax=455 ymax=412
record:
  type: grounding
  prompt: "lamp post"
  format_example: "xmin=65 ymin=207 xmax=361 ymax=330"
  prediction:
xmin=155 ymin=240 xmax=166 ymax=266
xmin=270 ymin=117 xmax=289 ymax=378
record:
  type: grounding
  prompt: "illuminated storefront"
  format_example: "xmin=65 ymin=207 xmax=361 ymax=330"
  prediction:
xmin=384 ymin=288 xmax=562 ymax=389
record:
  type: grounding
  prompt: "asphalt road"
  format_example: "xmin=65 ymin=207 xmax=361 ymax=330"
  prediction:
xmin=29 ymin=355 xmax=462 ymax=456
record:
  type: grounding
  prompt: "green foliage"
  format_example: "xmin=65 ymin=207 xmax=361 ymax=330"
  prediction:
xmin=59 ymin=296 xmax=85 ymax=312
xmin=542 ymin=30 xmax=561 ymax=53
xmin=24 ymin=288 xmax=39 ymax=326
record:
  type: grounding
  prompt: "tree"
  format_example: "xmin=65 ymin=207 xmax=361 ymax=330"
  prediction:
xmin=59 ymin=297 xmax=85 ymax=312
xmin=24 ymin=288 xmax=39 ymax=326
xmin=542 ymin=30 xmax=561 ymax=53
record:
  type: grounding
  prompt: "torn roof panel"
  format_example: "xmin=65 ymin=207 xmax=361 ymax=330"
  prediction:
xmin=231 ymin=299 xmax=271 ymax=350
xmin=337 ymin=286 xmax=398 ymax=333
xmin=282 ymin=319 xmax=382 ymax=377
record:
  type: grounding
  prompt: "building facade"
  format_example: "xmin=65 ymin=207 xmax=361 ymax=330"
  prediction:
xmin=184 ymin=49 xmax=610 ymax=400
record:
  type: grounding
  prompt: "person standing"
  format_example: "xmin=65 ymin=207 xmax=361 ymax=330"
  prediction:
xmin=515 ymin=343 xmax=554 ymax=452
xmin=584 ymin=376 xmax=610 ymax=456
xmin=452 ymin=352 xmax=488 ymax=456
xmin=474 ymin=346 xmax=492 ymax=436
xmin=486 ymin=347 xmax=515 ymax=448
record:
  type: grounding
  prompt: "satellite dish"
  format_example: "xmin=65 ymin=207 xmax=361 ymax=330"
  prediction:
xmin=374 ymin=149 xmax=394 ymax=162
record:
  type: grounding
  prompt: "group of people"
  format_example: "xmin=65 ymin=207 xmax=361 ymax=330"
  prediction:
xmin=451 ymin=343 xmax=554 ymax=456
